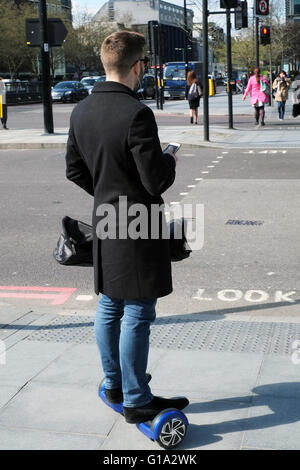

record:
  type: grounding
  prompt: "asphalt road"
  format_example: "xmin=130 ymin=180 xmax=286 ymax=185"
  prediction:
xmin=4 ymin=101 xmax=258 ymax=130
xmin=0 ymin=145 xmax=299 ymax=317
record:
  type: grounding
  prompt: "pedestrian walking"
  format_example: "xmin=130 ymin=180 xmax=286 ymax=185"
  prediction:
xmin=65 ymin=31 xmax=189 ymax=424
xmin=187 ymin=70 xmax=202 ymax=124
xmin=0 ymin=77 xmax=8 ymax=130
xmin=241 ymin=73 xmax=248 ymax=94
xmin=272 ymin=70 xmax=291 ymax=121
xmin=291 ymin=69 xmax=300 ymax=118
xmin=242 ymin=67 xmax=270 ymax=127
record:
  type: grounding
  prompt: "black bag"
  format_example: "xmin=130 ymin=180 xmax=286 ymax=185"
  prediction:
xmin=168 ymin=218 xmax=192 ymax=262
xmin=292 ymin=103 xmax=300 ymax=118
xmin=53 ymin=216 xmax=93 ymax=266
xmin=53 ymin=216 xmax=191 ymax=266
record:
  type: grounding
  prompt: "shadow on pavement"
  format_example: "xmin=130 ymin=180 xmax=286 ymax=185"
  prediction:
xmin=184 ymin=383 xmax=300 ymax=449
xmin=0 ymin=298 xmax=299 ymax=332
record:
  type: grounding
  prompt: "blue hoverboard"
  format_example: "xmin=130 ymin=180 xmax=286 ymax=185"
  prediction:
xmin=98 ymin=379 xmax=189 ymax=449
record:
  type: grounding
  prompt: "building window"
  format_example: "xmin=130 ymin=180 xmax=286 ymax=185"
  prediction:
xmin=295 ymin=0 xmax=300 ymax=14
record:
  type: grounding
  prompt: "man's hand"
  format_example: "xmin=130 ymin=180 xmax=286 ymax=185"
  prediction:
xmin=242 ymin=95 xmax=246 ymax=101
xmin=163 ymin=148 xmax=178 ymax=165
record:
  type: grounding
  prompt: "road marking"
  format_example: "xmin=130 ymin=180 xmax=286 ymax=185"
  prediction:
xmin=192 ymin=288 xmax=297 ymax=303
xmin=222 ymin=152 xmax=228 ymax=154
xmin=195 ymin=178 xmax=203 ymax=181
xmin=187 ymin=184 xmax=196 ymax=188
xmin=170 ymin=201 xmax=180 ymax=205
xmin=212 ymin=161 xmax=219 ymax=163
xmin=182 ymin=153 xmax=195 ymax=156
xmin=216 ymin=156 xmax=223 ymax=159
xmin=0 ymin=286 xmax=77 ymax=305
xmin=207 ymin=165 xmax=215 ymax=168
xmin=76 ymin=295 xmax=94 ymax=301
xmin=180 ymin=192 xmax=189 ymax=196
xmin=201 ymin=171 xmax=209 ymax=174
xmin=192 ymin=289 xmax=212 ymax=301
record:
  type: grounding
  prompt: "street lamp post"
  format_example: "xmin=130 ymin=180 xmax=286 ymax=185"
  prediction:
xmin=39 ymin=0 xmax=54 ymax=134
xmin=202 ymin=0 xmax=209 ymax=141
xmin=183 ymin=0 xmax=189 ymax=81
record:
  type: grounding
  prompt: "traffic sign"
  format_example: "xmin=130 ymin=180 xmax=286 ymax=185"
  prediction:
xmin=255 ymin=0 xmax=269 ymax=15
xmin=26 ymin=18 xmax=68 ymax=47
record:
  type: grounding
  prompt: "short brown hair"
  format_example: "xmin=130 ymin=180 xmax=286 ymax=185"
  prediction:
xmin=101 ymin=31 xmax=145 ymax=76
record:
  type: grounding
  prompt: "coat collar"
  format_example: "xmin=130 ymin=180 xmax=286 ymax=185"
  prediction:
xmin=92 ymin=80 xmax=138 ymax=99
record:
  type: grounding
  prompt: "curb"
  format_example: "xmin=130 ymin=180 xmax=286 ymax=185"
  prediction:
xmin=0 ymin=142 xmax=67 ymax=150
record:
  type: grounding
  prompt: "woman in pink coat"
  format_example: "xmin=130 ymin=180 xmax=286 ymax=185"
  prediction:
xmin=242 ymin=67 xmax=270 ymax=127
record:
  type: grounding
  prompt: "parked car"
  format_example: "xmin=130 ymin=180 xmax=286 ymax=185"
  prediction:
xmin=80 ymin=76 xmax=101 ymax=94
xmin=2 ymin=79 xmax=22 ymax=91
xmin=96 ymin=75 xmax=106 ymax=83
xmin=137 ymin=74 xmax=156 ymax=100
xmin=51 ymin=81 xmax=88 ymax=103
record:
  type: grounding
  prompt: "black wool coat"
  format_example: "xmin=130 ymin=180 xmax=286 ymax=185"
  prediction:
xmin=65 ymin=81 xmax=176 ymax=299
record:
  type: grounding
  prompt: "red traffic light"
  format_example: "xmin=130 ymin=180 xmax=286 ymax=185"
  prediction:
xmin=260 ymin=25 xmax=270 ymax=45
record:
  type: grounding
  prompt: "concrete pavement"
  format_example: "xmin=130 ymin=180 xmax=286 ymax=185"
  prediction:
xmin=1 ymin=290 xmax=300 ymax=450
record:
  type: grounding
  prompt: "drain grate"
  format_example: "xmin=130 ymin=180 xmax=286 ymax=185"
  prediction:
xmin=226 ymin=220 xmax=264 ymax=226
xmin=24 ymin=314 xmax=300 ymax=356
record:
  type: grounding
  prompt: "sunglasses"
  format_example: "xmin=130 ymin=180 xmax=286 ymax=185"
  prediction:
xmin=131 ymin=56 xmax=149 ymax=68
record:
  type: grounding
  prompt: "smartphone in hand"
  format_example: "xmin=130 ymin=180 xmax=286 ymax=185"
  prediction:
xmin=163 ymin=142 xmax=181 ymax=154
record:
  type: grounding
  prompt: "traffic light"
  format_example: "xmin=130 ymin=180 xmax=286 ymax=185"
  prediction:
xmin=148 ymin=21 xmax=159 ymax=57
xmin=255 ymin=0 xmax=269 ymax=15
xmin=235 ymin=1 xmax=248 ymax=29
xmin=260 ymin=25 xmax=270 ymax=45
xmin=220 ymin=0 xmax=238 ymax=8
xmin=26 ymin=18 xmax=68 ymax=47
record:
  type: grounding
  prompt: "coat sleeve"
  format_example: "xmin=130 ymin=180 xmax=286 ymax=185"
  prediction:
xmin=128 ymin=106 xmax=176 ymax=196
xmin=243 ymin=78 xmax=252 ymax=96
xmin=65 ymin=125 xmax=94 ymax=196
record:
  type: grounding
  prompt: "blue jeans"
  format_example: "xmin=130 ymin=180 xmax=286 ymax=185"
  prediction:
xmin=94 ymin=294 xmax=157 ymax=407
xmin=277 ymin=101 xmax=286 ymax=119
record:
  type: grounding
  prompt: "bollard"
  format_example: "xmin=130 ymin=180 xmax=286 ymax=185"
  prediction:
xmin=209 ymin=79 xmax=215 ymax=96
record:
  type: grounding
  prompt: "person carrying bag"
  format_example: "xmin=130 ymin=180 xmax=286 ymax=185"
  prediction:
xmin=187 ymin=71 xmax=202 ymax=125
xmin=272 ymin=70 xmax=291 ymax=121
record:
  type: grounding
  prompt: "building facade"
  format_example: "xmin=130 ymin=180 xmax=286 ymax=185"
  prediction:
xmin=286 ymin=0 xmax=300 ymax=22
xmin=93 ymin=0 xmax=193 ymax=30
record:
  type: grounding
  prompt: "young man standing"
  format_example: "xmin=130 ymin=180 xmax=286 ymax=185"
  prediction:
xmin=65 ymin=31 xmax=189 ymax=424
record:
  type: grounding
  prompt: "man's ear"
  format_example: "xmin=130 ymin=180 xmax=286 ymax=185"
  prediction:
xmin=133 ymin=61 xmax=139 ymax=77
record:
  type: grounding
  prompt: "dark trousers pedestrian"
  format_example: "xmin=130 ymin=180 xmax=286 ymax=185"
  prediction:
xmin=1 ymin=104 xmax=8 ymax=129
xmin=254 ymin=105 xmax=265 ymax=126
xmin=277 ymin=101 xmax=286 ymax=120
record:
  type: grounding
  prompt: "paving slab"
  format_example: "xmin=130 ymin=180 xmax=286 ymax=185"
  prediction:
xmin=256 ymin=355 xmax=300 ymax=399
xmin=0 ymin=385 xmax=21 ymax=408
xmin=241 ymin=395 xmax=300 ymax=450
xmin=0 ymin=339 xmax=71 ymax=387
xmin=0 ymin=313 xmax=57 ymax=348
xmin=31 ymin=342 xmax=166 ymax=388
xmin=0 ymin=381 xmax=116 ymax=436
xmin=0 ymin=426 xmax=104 ymax=450
xmin=148 ymin=350 xmax=263 ymax=400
